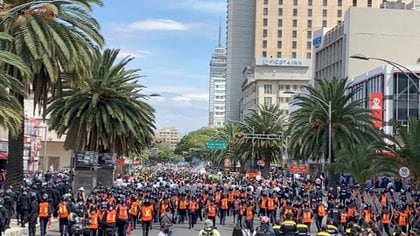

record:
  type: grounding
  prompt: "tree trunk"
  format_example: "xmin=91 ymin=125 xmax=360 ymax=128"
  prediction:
xmin=261 ymin=156 xmax=271 ymax=179
xmin=6 ymin=94 xmax=24 ymax=188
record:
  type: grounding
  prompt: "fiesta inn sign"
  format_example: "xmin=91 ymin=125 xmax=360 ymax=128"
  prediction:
xmin=255 ymin=58 xmax=310 ymax=67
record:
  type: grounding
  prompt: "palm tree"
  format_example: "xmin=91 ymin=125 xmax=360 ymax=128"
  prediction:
xmin=211 ymin=123 xmax=247 ymax=172
xmin=288 ymin=78 xmax=382 ymax=162
xmin=329 ymin=142 xmax=397 ymax=185
xmin=48 ymin=49 xmax=155 ymax=155
xmin=394 ymin=117 xmax=420 ymax=190
xmin=244 ymin=104 xmax=286 ymax=177
xmin=0 ymin=32 xmax=31 ymax=136
xmin=0 ymin=0 xmax=104 ymax=187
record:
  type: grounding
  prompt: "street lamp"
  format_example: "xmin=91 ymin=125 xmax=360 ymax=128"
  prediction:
xmin=350 ymin=54 xmax=420 ymax=128
xmin=227 ymin=119 xmax=255 ymax=170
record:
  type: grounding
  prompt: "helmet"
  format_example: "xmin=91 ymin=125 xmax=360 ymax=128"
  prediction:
xmin=42 ymin=193 xmax=48 ymax=200
xmin=260 ymin=216 xmax=270 ymax=224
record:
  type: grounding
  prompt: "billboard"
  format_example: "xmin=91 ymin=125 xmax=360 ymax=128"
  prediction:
xmin=370 ymin=92 xmax=383 ymax=128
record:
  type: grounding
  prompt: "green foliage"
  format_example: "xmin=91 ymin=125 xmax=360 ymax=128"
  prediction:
xmin=174 ymin=127 xmax=217 ymax=155
xmin=148 ymin=144 xmax=183 ymax=163
xmin=288 ymin=77 xmax=382 ymax=161
xmin=48 ymin=48 xmax=155 ymax=155
xmin=394 ymin=117 xmax=420 ymax=189
xmin=329 ymin=142 xmax=398 ymax=184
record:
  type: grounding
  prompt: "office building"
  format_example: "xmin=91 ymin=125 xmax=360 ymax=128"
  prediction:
xmin=227 ymin=0 xmax=408 ymax=121
xmin=209 ymin=23 xmax=227 ymax=128
xmin=155 ymin=127 xmax=181 ymax=150
xmin=314 ymin=5 xmax=420 ymax=80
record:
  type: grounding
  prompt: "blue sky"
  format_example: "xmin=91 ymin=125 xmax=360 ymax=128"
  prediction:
xmin=92 ymin=0 xmax=226 ymax=135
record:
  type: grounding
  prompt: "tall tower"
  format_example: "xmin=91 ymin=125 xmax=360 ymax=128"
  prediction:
xmin=209 ymin=19 xmax=227 ymax=128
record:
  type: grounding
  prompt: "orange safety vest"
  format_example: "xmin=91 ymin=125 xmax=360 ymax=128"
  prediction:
xmin=245 ymin=206 xmax=254 ymax=220
xmin=380 ymin=195 xmax=387 ymax=206
xmin=141 ymin=206 xmax=153 ymax=221
xmin=129 ymin=202 xmax=139 ymax=216
xmin=160 ymin=202 xmax=169 ymax=214
xmin=179 ymin=200 xmax=187 ymax=210
xmin=118 ymin=206 xmax=129 ymax=220
xmin=267 ymin=198 xmax=275 ymax=211
xmin=347 ymin=207 xmax=356 ymax=217
xmin=302 ymin=211 xmax=312 ymax=223
xmin=317 ymin=205 xmax=326 ymax=217
xmin=208 ymin=205 xmax=216 ymax=217
xmin=228 ymin=192 xmax=234 ymax=202
xmin=340 ymin=212 xmax=347 ymax=223
xmin=398 ymin=212 xmax=408 ymax=226
xmin=363 ymin=210 xmax=372 ymax=223
xmin=215 ymin=192 xmax=221 ymax=203
xmin=87 ymin=213 xmax=99 ymax=229
xmin=106 ymin=210 xmax=117 ymax=224
xmin=260 ymin=198 xmax=267 ymax=209
xmin=284 ymin=207 xmax=292 ymax=216
xmin=189 ymin=201 xmax=198 ymax=211
xmin=221 ymin=198 xmax=229 ymax=210
xmin=58 ymin=203 xmax=69 ymax=218
xmin=39 ymin=202 xmax=49 ymax=217
xmin=382 ymin=212 xmax=390 ymax=224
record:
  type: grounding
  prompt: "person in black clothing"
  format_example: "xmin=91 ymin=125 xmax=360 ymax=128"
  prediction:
xmin=18 ymin=191 xmax=31 ymax=227
xmin=28 ymin=192 xmax=39 ymax=236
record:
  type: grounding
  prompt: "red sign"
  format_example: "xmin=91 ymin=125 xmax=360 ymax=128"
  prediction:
xmin=370 ymin=92 xmax=383 ymax=128
xmin=116 ymin=158 xmax=125 ymax=166
xmin=289 ymin=164 xmax=308 ymax=173
xmin=0 ymin=152 xmax=7 ymax=160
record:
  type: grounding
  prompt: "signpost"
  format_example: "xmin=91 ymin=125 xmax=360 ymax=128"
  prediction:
xmin=398 ymin=166 xmax=410 ymax=178
xmin=205 ymin=140 xmax=228 ymax=150
xmin=289 ymin=164 xmax=309 ymax=173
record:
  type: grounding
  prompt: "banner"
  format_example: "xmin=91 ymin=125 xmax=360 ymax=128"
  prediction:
xmin=370 ymin=92 xmax=383 ymax=128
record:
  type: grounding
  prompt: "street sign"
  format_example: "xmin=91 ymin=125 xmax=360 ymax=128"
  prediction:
xmin=289 ymin=164 xmax=309 ymax=173
xmin=398 ymin=166 xmax=410 ymax=178
xmin=205 ymin=140 xmax=228 ymax=150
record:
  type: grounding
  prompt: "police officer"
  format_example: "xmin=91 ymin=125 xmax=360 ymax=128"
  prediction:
xmin=56 ymin=195 xmax=70 ymax=236
xmin=317 ymin=226 xmax=332 ymax=236
xmin=28 ymin=192 xmax=39 ymax=236
xmin=116 ymin=199 xmax=129 ymax=236
xmin=280 ymin=214 xmax=298 ymax=236
xmin=18 ymin=190 xmax=31 ymax=227
xmin=0 ymin=198 xmax=7 ymax=236
xmin=141 ymin=199 xmax=154 ymax=236
xmin=39 ymin=193 xmax=53 ymax=236
xmin=3 ymin=188 xmax=15 ymax=229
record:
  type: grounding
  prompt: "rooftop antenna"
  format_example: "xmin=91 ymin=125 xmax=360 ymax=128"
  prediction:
xmin=218 ymin=17 xmax=222 ymax=47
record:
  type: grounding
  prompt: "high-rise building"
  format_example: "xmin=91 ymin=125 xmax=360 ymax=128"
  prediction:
xmin=209 ymin=22 xmax=227 ymax=128
xmin=155 ymin=127 xmax=181 ymax=150
xmin=226 ymin=0 xmax=412 ymax=121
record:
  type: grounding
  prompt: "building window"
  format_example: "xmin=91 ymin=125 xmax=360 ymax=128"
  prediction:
xmin=279 ymin=0 xmax=283 ymax=4
xmin=277 ymin=40 xmax=282 ymax=48
xmin=263 ymin=8 xmax=268 ymax=16
xmin=279 ymin=85 xmax=284 ymax=90
xmin=278 ymin=8 xmax=283 ymax=16
xmin=337 ymin=9 xmax=342 ymax=17
xmin=323 ymin=9 xmax=327 ymax=17
xmin=338 ymin=0 xmax=342 ymax=6
xmin=307 ymin=41 xmax=311 ymax=49
xmin=353 ymin=0 xmax=357 ymax=7
xmin=293 ymin=8 xmax=298 ymax=16
xmin=264 ymin=97 xmax=272 ymax=105
xmin=262 ymin=51 xmax=267 ymax=57
xmin=292 ymin=30 xmax=297 ymax=38
xmin=264 ymin=0 xmax=268 ymax=4
xmin=264 ymin=84 xmax=272 ymax=94
xmin=292 ymin=41 xmax=297 ymax=49
xmin=293 ymin=85 xmax=299 ymax=91
xmin=337 ymin=20 xmax=342 ymax=25
xmin=277 ymin=51 xmax=282 ymax=58
xmin=308 ymin=0 xmax=312 ymax=6
xmin=322 ymin=20 xmax=327 ymax=27
xmin=279 ymin=97 xmax=284 ymax=103
xmin=285 ymin=85 xmax=291 ymax=91
xmin=277 ymin=30 xmax=282 ymax=37
xmin=307 ymin=20 xmax=312 ymax=28
xmin=292 ymin=52 xmax=297 ymax=58
xmin=308 ymin=9 xmax=312 ymax=17
xmin=263 ymin=40 xmax=267 ymax=48
xmin=293 ymin=0 xmax=298 ymax=5
xmin=292 ymin=19 xmax=298 ymax=27
xmin=307 ymin=52 xmax=311 ymax=59
xmin=278 ymin=19 xmax=283 ymax=27
xmin=307 ymin=31 xmax=312 ymax=38
xmin=323 ymin=0 xmax=327 ymax=6
xmin=263 ymin=29 xmax=268 ymax=37
xmin=263 ymin=18 xmax=268 ymax=26
xmin=368 ymin=0 xmax=372 ymax=7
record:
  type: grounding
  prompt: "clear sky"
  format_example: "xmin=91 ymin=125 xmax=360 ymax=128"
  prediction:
xmin=92 ymin=0 xmax=226 ymax=135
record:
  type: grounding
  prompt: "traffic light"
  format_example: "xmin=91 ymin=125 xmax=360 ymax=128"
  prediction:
xmin=281 ymin=163 xmax=287 ymax=169
xmin=155 ymin=138 xmax=162 ymax=144
xmin=235 ymin=132 xmax=244 ymax=139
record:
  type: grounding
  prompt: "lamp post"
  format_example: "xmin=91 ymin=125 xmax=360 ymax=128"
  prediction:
xmin=350 ymin=54 xmax=420 ymax=128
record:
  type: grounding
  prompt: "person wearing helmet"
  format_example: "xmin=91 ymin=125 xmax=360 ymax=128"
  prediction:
xmin=0 ymin=198 xmax=7 ymax=236
xmin=254 ymin=216 xmax=275 ymax=236
xmin=280 ymin=213 xmax=298 ymax=236
xmin=316 ymin=225 xmax=331 ymax=236
xmin=38 ymin=193 xmax=53 ymax=236
xmin=102 ymin=203 xmax=117 ymax=236
xmin=76 ymin=187 xmax=86 ymax=204
xmin=56 ymin=197 xmax=70 ymax=236
xmin=141 ymin=199 xmax=154 ymax=236
xmin=129 ymin=196 xmax=140 ymax=230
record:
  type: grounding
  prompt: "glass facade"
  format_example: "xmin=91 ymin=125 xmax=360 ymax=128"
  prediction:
xmin=352 ymin=74 xmax=383 ymax=108
xmin=393 ymin=73 xmax=419 ymax=125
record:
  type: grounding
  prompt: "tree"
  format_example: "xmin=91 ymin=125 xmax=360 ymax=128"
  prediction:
xmin=329 ymin=142 xmax=397 ymax=185
xmin=48 ymin=48 xmax=155 ymax=155
xmin=174 ymin=127 xmax=217 ymax=162
xmin=394 ymin=117 xmax=420 ymax=190
xmin=0 ymin=32 xmax=31 ymax=136
xmin=244 ymin=104 xmax=286 ymax=177
xmin=1 ymin=0 xmax=104 ymax=187
xmin=288 ymin=78 xmax=382 ymax=162
xmin=147 ymin=144 xmax=183 ymax=163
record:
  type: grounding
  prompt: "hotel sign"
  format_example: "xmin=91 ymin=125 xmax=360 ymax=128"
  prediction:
xmin=256 ymin=58 xmax=310 ymax=67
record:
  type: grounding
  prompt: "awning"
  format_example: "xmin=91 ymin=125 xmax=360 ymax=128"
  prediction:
xmin=0 ymin=152 xmax=8 ymax=160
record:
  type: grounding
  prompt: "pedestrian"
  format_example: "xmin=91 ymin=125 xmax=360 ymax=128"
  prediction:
xmin=198 ymin=219 xmax=221 ymax=236
xmin=116 ymin=200 xmax=129 ymax=236
xmin=38 ymin=193 xmax=53 ymax=236
xmin=56 ymin=196 xmax=70 ymax=236
xmin=140 ymin=198 xmax=154 ymax=236
xmin=28 ymin=192 xmax=38 ymax=236
xmin=0 ymin=198 xmax=7 ymax=236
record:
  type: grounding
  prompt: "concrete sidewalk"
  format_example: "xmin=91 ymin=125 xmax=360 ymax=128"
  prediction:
xmin=4 ymin=220 xmax=27 ymax=236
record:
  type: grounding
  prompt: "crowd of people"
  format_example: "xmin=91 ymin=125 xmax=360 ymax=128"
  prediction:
xmin=0 ymin=166 xmax=418 ymax=236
